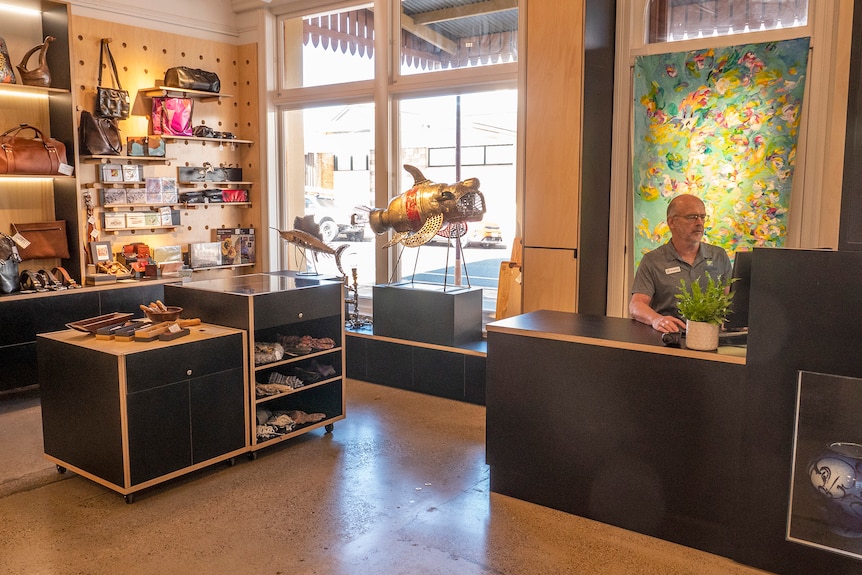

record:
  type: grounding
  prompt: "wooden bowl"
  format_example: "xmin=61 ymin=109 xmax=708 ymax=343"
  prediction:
xmin=143 ymin=306 xmax=183 ymax=323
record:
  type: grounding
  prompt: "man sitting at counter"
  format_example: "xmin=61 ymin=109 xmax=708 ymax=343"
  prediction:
xmin=629 ymin=194 xmax=731 ymax=334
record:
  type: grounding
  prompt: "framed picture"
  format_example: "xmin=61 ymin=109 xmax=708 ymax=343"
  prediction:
xmin=788 ymin=371 xmax=862 ymax=560
xmin=122 ymin=164 xmax=143 ymax=183
xmin=89 ymin=241 xmax=112 ymax=263
xmin=99 ymin=163 xmax=124 ymax=183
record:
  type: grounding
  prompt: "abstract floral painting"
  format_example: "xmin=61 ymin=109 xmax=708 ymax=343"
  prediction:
xmin=632 ymin=38 xmax=810 ymax=267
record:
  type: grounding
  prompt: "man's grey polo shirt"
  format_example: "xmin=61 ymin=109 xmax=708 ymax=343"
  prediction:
xmin=631 ymin=241 xmax=732 ymax=319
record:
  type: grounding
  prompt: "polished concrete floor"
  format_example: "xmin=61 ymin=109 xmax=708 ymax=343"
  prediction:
xmin=0 ymin=380 xmax=775 ymax=575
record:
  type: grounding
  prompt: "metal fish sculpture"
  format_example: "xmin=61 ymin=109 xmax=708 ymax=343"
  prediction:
xmin=272 ymin=216 xmax=348 ymax=277
xmin=366 ymin=165 xmax=486 ymax=248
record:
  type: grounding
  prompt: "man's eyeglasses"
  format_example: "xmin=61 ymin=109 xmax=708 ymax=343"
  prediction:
xmin=675 ymin=214 xmax=708 ymax=222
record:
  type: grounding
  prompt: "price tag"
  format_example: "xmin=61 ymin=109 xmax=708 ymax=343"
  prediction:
xmin=10 ymin=233 xmax=30 ymax=249
xmin=58 ymin=163 xmax=74 ymax=176
xmin=168 ymin=323 xmax=182 ymax=333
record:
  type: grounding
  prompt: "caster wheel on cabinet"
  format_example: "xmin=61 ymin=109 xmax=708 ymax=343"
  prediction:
xmin=56 ymin=465 xmax=66 ymax=474
xmin=227 ymin=457 xmax=236 ymax=467
xmin=248 ymin=451 xmax=257 ymax=461
xmin=325 ymin=423 xmax=334 ymax=433
xmin=124 ymin=494 xmax=135 ymax=504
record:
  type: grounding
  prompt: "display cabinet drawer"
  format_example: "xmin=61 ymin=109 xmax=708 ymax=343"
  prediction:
xmin=254 ymin=283 xmax=341 ymax=330
xmin=126 ymin=333 xmax=243 ymax=394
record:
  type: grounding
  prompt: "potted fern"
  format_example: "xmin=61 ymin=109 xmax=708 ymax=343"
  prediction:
xmin=675 ymin=273 xmax=736 ymax=351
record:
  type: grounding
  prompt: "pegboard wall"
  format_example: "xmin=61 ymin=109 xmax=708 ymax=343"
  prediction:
xmin=69 ymin=15 xmax=261 ymax=276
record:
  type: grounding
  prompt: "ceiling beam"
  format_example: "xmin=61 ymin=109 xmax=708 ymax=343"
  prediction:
xmin=410 ymin=0 xmax=518 ymax=26
xmin=401 ymin=12 xmax=458 ymax=55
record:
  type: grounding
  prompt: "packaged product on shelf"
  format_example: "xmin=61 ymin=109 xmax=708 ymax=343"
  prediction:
xmin=222 ymin=189 xmax=248 ymax=203
xmin=145 ymin=177 xmax=177 ymax=203
xmin=125 ymin=213 xmax=146 ymax=228
xmin=103 ymin=213 xmax=127 ymax=229
xmin=125 ymin=188 xmax=147 ymax=204
xmin=215 ymin=227 xmax=255 ymax=265
xmin=147 ymin=136 xmax=165 ymax=157
xmin=101 ymin=188 xmax=127 ymax=205
xmin=122 ymin=164 xmax=143 ymax=183
xmin=99 ymin=163 xmax=124 ymax=183
xmin=126 ymin=137 xmax=147 ymax=157
xmin=143 ymin=213 xmax=159 ymax=227
xmin=188 ymin=241 xmax=221 ymax=268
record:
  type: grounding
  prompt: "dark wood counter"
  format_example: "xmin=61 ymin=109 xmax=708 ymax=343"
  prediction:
xmin=486 ymin=311 xmax=746 ymax=558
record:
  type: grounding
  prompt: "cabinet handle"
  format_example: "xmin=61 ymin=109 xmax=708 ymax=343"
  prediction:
xmin=297 ymin=312 xmax=303 ymax=319
xmin=187 ymin=369 xmax=193 ymax=376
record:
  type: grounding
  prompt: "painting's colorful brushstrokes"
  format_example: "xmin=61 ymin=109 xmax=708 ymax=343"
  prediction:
xmin=632 ymin=38 xmax=810 ymax=266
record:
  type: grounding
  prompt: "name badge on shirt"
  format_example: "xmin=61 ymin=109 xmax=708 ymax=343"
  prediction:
xmin=665 ymin=266 xmax=681 ymax=275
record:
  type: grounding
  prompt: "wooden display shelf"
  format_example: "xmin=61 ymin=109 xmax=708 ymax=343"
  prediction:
xmin=102 ymin=203 xmax=180 ymax=211
xmin=103 ymin=226 xmax=178 ymax=234
xmin=253 ymin=347 xmax=341 ymax=372
xmin=162 ymin=135 xmax=254 ymax=146
xmin=0 ymin=173 xmax=74 ymax=180
xmin=253 ymin=376 xmax=339 ymax=405
xmin=189 ymin=262 xmax=255 ymax=271
xmin=140 ymin=85 xmax=233 ymax=101
xmin=178 ymin=181 xmax=253 ymax=186
xmin=181 ymin=202 xmax=252 ymax=209
xmin=80 ymin=155 xmax=176 ymax=164
xmin=0 ymin=83 xmax=69 ymax=95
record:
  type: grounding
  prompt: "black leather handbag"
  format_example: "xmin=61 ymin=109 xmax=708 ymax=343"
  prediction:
xmin=164 ymin=66 xmax=220 ymax=93
xmin=79 ymin=110 xmax=122 ymax=155
xmin=0 ymin=233 xmax=21 ymax=294
xmin=96 ymin=39 xmax=130 ymax=119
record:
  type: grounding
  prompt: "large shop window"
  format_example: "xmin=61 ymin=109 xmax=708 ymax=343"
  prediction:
xmin=647 ymin=0 xmax=809 ymax=43
xmin=276 ymin=1 xmax=519 ymax=319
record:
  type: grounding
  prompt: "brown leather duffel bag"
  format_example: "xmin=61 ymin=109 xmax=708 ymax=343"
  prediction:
xmin=0 ymin=123 xmax=67 ymax=175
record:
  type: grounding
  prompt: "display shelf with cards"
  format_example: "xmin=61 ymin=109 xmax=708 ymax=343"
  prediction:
xmin=164 ymin=272 xmax=345 ymax=456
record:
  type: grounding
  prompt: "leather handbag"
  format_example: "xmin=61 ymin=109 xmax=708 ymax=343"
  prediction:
xmin=0 ymin=124 xmax=67 ymax=175
xmin=10 ymin=221 xmax=70 ymax=260
xmin=79 ymin=110 xmax=122 ymax=155
xmin=96 ymin=39 xmax=130 ymax=119
xmin=164 ymin=66 xmax=220 ymax=93
xmin=0 ymin=233 xmax=21 ymax=293
xmin=0 ymin=35 xmax=16 ymax=84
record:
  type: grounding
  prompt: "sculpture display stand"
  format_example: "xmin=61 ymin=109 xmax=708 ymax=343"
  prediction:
xmin=372 ymin=281 xmax=482 ymax=346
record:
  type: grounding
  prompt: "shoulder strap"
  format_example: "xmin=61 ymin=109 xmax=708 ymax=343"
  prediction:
xmin=98 ymin=38 xmax=122 ymax=90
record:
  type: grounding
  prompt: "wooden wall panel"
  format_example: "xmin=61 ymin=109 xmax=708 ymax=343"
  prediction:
xmin=522 ymin=247 xmax=578 ymax=313
xmin=523 ymin=1 xmax=584 ymax=249
xmin=68 ymin=16 xmax=261 ymax=278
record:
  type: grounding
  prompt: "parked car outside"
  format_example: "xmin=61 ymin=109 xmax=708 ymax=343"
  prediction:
xmin=305 ymin=193 xmax=368 ymax=242
xmin=464 ymin=222 xmax=505 ymax=249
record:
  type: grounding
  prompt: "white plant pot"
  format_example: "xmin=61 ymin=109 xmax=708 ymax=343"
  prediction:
xmin=685 ymin=320 xmax=719 ymax=351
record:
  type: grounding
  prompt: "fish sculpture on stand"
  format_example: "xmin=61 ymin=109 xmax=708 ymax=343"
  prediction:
xmin=272 ymin=215 xmax=348 ymax=277
xmin=366 ymin=165 xmax=486 ymax=248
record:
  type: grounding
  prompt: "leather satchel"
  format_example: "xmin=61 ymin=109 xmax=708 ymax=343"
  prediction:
xmin=0 ymin=124 xmax=67 ymax=175
xmin=96 ymin=39 xmax=130 ymax=119
xmin=164 ymin=66 xmax=220 ymax=93
xmin=79 ymin=110 xmax=122 ymax=155
xmin=11 ymin=221 xmax=70 ymax=260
